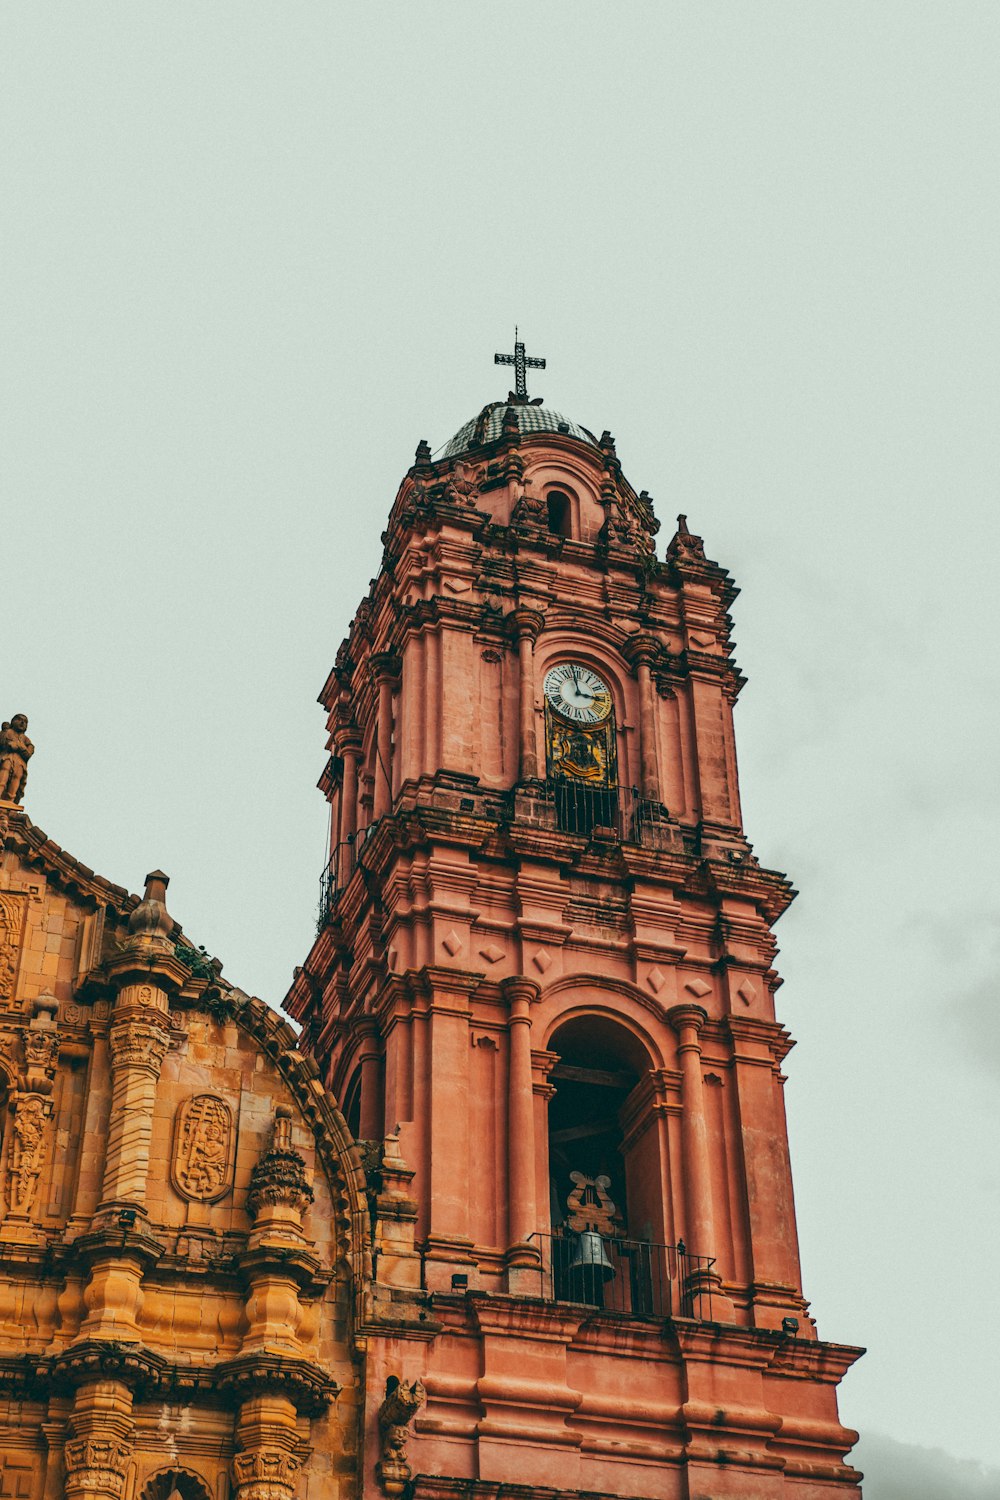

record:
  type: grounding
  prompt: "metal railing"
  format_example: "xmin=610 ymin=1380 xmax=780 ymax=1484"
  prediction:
xmin=524 ymin=1231 xmax=716 ymax=1320
xmin=317 ymin=824 xmax=376 ymax=930
xmin=540 ymin=781 xmax=671 ymax=842
xmin=316 ymin=781 xmax=675 ymax=929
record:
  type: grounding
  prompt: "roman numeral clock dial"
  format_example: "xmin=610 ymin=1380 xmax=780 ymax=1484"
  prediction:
xmin=543 ymin=663 xmax=612 ymax=724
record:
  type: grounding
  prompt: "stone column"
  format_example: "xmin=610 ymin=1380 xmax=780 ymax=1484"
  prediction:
xmin=372 ymin=655 xmax=399 ymax=820
xmin=232 ymin=1396 xmax=302 ymax=1500
xmin=667 ymin=1004 xmax=734 ymax=1319
xmin=507 ymin=610 xmax=545 ymax=783
xmin=503 ymin=976 xmax=541 ymax=1271
xmin=357 ymin=1018 xmax=383 ymax=1141
xmin=99 ymin=1000 xmax=170 ymax=1212
xmin=81 ymin=872 xmax=182 ymax=1341
xmin=626 ymin=633 xmax=661 ymax=802
xmin=63 ymin=1380 xmax=134 ymax=1500
xmin=337 ymin=738 xmax=362 ymax=884
xmin=228 ymin=1108 xmax=330 ymax=1500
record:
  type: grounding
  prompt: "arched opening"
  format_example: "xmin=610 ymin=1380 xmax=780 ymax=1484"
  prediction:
xmin=546 ymin=490 xmax=572 ymax=537
xmin=341 ymin=1066 xmax=362 ymax=1141
xmin=140 ymin=1468 xmax=213 ymax=1500
xmin=546 ymin=1015 xmax=663 ymax=1313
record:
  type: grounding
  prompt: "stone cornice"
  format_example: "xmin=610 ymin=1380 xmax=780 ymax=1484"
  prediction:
xmin=31 ymin=1341 xmax=340 ymax=1415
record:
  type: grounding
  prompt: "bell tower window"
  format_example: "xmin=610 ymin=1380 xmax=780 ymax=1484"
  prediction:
xmin=546 ymin=490 xmax=572 ymax=537
xmin=546 ymin=1016 xmax=665 ymax=1312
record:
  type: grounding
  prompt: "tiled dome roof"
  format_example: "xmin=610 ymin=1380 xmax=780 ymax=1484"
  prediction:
xmin=442 ymin=402 xmax=598 ymax=458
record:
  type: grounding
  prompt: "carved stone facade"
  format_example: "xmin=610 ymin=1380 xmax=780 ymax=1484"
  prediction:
xmin=0 ymin=811 xmax=367 ymax=1500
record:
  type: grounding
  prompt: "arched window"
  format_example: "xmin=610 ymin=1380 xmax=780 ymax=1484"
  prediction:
xmin=546 ymin=1016 xmax=664 ymax=1312
xmin=546 ymin=490 xmax=572 ymax=537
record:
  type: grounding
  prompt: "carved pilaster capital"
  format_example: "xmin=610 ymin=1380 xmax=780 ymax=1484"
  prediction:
xmin=231 ymin=1447 xmax=301 ymax=1500
xmin=19 ymin=999 xmax=60 ymax=1088
xmin=505 ymin=607 xmax=545 ymax=644
xmin=63 ymin=1435 xmax=133 ymax=1500
xmin=623 ymin=632 xmax=661 ymax=669
xmin=108 ymin=1019 xmax=170 ymax=1074
xmin=666 ymin=1003 xmax=708 ymax=1039
xmin=502 ymin=975 xmax=540 ymax=1015
xmin=371 ymin=651 xmax=402 ymax=685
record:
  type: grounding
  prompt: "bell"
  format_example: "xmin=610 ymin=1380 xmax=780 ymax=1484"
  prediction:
xmin=567 ymin=1229 xmax=615 ymax=1281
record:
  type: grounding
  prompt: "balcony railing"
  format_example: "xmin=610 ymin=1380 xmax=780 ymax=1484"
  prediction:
xmin=317 ymin=823 xmax=377 ymax=930
xmin=524 ymin=1232 xmax=716 ymax=1321
xmin=541 ymin=781 xmax=671 ymax=841
xmin=316 ymin=782 xmax=676 ymax=930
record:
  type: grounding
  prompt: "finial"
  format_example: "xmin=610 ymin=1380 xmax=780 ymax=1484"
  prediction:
xmin=667 ymin=513 xmax=707 ymax=564
xmin=413 ymin=438 xmax=432 ymax=471
xmin=494 ymin=331 xmax=546 ymax=402
xmin=128 ymin=869 xmax=174 ymax=942
xmin=0 ymin=715 xmax=34 ymax=805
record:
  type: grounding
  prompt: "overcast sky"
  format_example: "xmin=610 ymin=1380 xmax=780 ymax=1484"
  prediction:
xmin=4 ymin=7 xmax=999 ymax=1494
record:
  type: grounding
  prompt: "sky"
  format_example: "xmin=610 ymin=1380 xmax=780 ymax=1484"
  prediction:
xmin=3 ymin=6 xmax=999 ymax=1493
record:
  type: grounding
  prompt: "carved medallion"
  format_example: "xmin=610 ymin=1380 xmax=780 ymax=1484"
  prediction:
xmin=171 ymin=1094 xmax=235 ymax=1202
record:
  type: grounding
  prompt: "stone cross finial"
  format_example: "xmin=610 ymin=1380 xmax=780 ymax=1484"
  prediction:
xmin=0 ymin=715 xmax=33 ymax=804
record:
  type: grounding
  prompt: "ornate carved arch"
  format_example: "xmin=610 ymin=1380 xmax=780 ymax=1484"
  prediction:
xmin=139 ymin=1465 xmax=213 ymax=1500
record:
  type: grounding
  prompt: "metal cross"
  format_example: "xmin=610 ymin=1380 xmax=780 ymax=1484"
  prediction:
xmin=494 ymin=328 xmax=546 ymax=400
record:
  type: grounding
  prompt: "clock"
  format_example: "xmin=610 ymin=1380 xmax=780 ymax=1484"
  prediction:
xmin=543 ymin=663 xmax=613 ymax=724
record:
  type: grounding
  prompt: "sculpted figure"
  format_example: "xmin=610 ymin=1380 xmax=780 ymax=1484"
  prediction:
xmin=8 ymin=1094 xmax=49 ymax=1213
xmin=0 ymin=716 xmax=33 ymax=804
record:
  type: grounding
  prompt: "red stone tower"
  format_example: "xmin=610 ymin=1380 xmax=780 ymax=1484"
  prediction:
xmin=288 ymin=352 xmax=863 ymax=1498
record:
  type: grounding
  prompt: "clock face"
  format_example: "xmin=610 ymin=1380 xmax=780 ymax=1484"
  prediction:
xmin=543 ymin=663 xmax=613 ymax=724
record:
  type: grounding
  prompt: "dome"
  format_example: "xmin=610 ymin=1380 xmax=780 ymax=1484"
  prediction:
xmin=441 ymin=402 xmax=599 ymax=458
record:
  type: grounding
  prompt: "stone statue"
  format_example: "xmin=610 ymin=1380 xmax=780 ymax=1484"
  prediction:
xmin=0 ymin=716 xmax=33 ymax=804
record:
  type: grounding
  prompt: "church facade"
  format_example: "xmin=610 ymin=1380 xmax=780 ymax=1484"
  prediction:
xmin=0 ymin=357 xmax=863 ymax=1499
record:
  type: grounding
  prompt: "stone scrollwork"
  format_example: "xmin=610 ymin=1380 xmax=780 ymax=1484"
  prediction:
xmin=231 ymin=1447 xmax=301 ymax=1500
xmin=376 ymin=1377 xmax=425 ymax=1497
xmin=171 ymin=1094 xmax=235 ymax=1203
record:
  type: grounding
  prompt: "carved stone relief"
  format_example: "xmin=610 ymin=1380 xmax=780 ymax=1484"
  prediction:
xmin=6 ymin=1092 xmax=53 ymax=1215
xmin=375 ymin=1378 xmax=425 ymax=1497
xmin=171 ymin=1094 xmax=235 ymax=1203
xmin=0 ymin=894 xmax=26 ymax=1007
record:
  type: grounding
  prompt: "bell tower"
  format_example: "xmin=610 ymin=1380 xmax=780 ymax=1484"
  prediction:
xmin=288 ymin=354 xmax=863 ymax=1499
